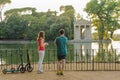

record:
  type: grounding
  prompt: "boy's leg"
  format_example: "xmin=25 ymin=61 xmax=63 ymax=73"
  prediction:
xmin=60 ymin=59 xmax=65 ymax=75
xmin=62 ymin=59 xmax=65 ymax=70
xmin=57 ymin=60 xmax=61 ymax=75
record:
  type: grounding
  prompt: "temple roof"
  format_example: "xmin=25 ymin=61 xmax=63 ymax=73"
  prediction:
xmin=74 ymin=18 xmax=91 ymax=25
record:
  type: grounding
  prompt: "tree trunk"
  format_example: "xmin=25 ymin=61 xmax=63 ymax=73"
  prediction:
xmin=110 ymin=31 xmax=113 ymax=38
xmin=0 ymin=11 xmax=2 ymax=21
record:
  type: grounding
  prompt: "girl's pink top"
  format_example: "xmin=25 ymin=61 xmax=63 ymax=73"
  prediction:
xmin=37 ymin=38 xmax=45 ymax=51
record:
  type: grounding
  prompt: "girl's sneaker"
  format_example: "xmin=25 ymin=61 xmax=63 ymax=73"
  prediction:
xmin=37 ymin=70 xmax=43 ymax=74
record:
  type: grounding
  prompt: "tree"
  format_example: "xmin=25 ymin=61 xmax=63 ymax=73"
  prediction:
xmin=60 ymin=5 xmax=75 ymax=39
xmin=49 ymin=15 xmax=71 ymax=40
xmin=0 ymin=0 xmax=11 ymax=21
xmin=0 ymin=21 xmax=6 ymax=39
xmin=2 ymin=5 xmax=75 ymax=41
xmin=5 ymin=13 xmax=28 ymax=39
xmin=84 ymin=0 xmax=120 ymax=40
xmin=105 ymin=0 xmax=120 ymax=38
xmin=4 ymin=7 xmax=36 ymax=20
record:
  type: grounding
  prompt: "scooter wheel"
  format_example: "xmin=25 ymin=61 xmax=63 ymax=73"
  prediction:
xmin=27 ymin=66 xmax=33 ymax=72
xmin=20 ymin=67 xmax=25 ymax=73
xmin=2 ymin=69 xmax=7 ymax=74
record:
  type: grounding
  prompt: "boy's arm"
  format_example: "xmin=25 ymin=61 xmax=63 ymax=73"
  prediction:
xmin=54 ymin=38 xmax=57 ymax=46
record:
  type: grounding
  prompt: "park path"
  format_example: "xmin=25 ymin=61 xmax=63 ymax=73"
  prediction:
xmin=0 ymin=70 xmax=120 ymax=80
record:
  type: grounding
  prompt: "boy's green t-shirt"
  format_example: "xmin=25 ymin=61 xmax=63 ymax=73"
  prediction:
xmin=55 ymin=36 xmax=68 ymax=56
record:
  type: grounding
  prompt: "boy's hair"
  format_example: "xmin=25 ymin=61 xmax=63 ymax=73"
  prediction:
xmin=59 ymin=29 xmax=65 ymax=35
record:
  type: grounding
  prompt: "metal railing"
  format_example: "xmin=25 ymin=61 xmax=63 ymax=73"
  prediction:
xmin=0 ymin=49 xmax=120 ymax=71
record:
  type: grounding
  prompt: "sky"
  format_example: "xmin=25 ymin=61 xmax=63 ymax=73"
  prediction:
xmin=3 ymin=0 xmax=90 ymax=19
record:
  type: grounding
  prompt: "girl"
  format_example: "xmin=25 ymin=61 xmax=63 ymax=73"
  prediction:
xmin=37 ymin=31 xmax=48 ymax=74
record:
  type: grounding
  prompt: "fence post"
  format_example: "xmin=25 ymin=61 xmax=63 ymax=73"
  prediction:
xmin=115 ymin=49 xmax=116 ymax=71
xmin=10 ymin=50 xmax=13 ymax=68
xmin=92 ymin=49 xmax=94 ymax=71
xmin=0 ymin=53 xmax=2 ymax=69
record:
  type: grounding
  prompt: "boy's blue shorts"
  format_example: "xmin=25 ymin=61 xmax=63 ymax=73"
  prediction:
xmin=57 ymin=55 xmax=66 ymax=61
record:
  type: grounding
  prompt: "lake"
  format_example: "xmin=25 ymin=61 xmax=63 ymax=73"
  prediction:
xmin=0 ymin=40 xmax=120 ymax=65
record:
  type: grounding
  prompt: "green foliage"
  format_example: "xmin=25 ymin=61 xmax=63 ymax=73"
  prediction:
xmin=0 ymin=0 xmax=11 ymax=21
xmin=60 ymin=5 xmax=75 ymax=39
xmin=92 ymin=32 xmax=99 ymax=40
xmin=1 ymin=5 xmax=75 ymax=41
xmin=84 ymin=0 xmax=120 ymax=40
xmin=50 ymin=16 xmax=71 ymax=40
xmin=94 ymin=49 xmax=117 ymax=62
xmin=0 ymin=0 xmax=11 ymax=5
xmin=0 ymin=21 xmax=6 ymax=39
xmin=4 ymin=7 xmax=36 ymax=17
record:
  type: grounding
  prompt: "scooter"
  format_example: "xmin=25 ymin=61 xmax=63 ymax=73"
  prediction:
xmin=2 ymin=50 xmax=25 ymax=74
xmin=24 ymin=49 xmax=33 ymax=72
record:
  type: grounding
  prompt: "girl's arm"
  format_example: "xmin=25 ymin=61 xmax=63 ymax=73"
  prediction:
xmin=44 ymin=42 xmax=48 ymax=46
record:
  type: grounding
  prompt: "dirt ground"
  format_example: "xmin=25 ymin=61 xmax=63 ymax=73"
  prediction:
xmin=0 ymin=70 xmax=120 ymax=80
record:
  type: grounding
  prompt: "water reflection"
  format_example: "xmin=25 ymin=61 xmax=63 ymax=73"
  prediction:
xmin=0 ymin=41 xmax=120 ymax=65
xmin=73 ymin=41 xmax=120 ymax=62
xmin=109 ymin=41 xmax=120 ymax=55
xmin=0 ymin=59 xmax=5 ymax=65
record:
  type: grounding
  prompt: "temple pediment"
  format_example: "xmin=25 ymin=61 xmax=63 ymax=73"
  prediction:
xmin=74 ymin=18 xmax=91 ymax=25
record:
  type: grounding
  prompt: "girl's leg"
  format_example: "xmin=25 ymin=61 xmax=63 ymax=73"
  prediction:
xmin=38 ymin=51 xmax=45 ymax=72
xmin=38 ymin=51 xmax=40 ymax=71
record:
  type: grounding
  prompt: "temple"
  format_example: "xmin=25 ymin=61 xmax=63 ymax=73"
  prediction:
xmin=73 ymin=17 xmax=92 ymax=42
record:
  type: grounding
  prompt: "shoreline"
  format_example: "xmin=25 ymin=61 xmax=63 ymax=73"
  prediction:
xmin=0 ymin=40 xmax=33 ymax=44
xmin=0 ymin=40 xmax=112 ymax=44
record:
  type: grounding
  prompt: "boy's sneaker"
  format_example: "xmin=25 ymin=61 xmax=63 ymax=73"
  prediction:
xmin=56 ymin=70 xmax=60 ymax=75
xmin=60 ymin=70 xmax=64 ymax=75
